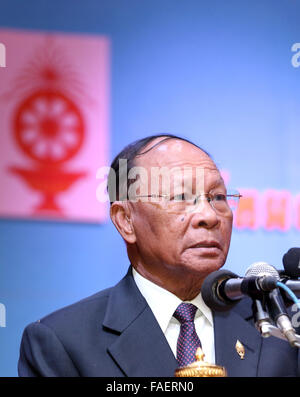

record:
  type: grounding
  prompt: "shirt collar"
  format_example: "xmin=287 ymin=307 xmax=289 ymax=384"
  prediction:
xmin=132 ymin=268 xmax=213 ymax=333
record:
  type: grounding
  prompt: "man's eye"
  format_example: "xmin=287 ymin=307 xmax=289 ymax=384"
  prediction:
xmin=172 ymin=193 xmax=186 ymax=201
xmin=214 ymin=194 xmax=227 ymax=201
xmin=172 ymin=193 xmax=194 ymax=201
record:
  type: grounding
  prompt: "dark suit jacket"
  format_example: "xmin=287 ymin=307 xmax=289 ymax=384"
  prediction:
xmin=18 ymin=267 xmax=300 ymax=377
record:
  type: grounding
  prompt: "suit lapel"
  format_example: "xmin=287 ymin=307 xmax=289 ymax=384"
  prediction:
xmin=102 ymin=268 xmax=178 ymax=377
xmin=103 ymin=268 xmax=263 ymax=377
xmin=214 ymin=304 xmax=262 ymax=377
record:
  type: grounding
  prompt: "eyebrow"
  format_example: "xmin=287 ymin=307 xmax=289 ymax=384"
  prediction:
xmin=208 ymin=178 xmax=226 ymax=191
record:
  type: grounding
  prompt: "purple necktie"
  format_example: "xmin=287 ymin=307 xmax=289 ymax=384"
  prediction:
xmin=173 ymin=303 xmax=202 ymax=367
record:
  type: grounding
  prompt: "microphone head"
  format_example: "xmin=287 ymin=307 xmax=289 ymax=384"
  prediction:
xmin=201 ymin=269 xmax=241 ymax=312
xmin=282 ymin=248 xmax=300 ymax=278
xmin=245 ymin=262 xmax=280 ymax=279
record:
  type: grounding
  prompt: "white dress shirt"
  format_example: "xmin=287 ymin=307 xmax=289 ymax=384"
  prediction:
xmin=132 ymin=268 xmax=215 ymax=364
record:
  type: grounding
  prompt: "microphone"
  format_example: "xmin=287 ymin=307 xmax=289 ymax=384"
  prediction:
xmin=247 ymin=263 xmax=297 ymax=346
xmin=201 ymin=263 xmax=279 ymax=312
xmin=202 ymin=262 xmax=298 ymax=346
xmin=265 ymin=287 xmax=298 ymax=346
xmin=282 ymin=248 xmax=300 ymax=279
xmin=277 ymin=248 xmax=300 ymax=305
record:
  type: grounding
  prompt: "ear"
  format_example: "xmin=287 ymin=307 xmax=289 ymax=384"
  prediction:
xmin=110 ymin=202 xmax=136 ymax=244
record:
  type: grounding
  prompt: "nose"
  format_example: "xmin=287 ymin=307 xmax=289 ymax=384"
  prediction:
xmin=189 ymin=198 xmax=220 ymax=229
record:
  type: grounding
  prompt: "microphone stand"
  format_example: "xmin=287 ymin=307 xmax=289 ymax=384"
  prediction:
xmin=253 ymin=293 xmax=300 ymax=347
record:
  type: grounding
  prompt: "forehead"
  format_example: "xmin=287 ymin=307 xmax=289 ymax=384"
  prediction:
xmin=132 ymin=139 xmax=225 ymax=192
xmin=135 ymin=138 xmax=221 ymax=178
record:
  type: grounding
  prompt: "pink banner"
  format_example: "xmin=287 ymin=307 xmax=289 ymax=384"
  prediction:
xmin=0 ymin=29 xmax=110 ymax=222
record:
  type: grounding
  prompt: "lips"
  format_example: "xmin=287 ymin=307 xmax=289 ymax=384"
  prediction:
xmin=190 ymin=241 xmax=222 ymax=250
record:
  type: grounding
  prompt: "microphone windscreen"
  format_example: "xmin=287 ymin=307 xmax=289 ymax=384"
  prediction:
xmin=201 ymin=269 xmax=241 ymax=312
xmin=245 ymin=261 xmax=279 ymax=279
xmin=282 ymin=248 xmax=300 ymax=278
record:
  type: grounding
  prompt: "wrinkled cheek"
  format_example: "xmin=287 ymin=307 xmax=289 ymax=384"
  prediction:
xmin=222 ymin=219 xmax=233 ymax=251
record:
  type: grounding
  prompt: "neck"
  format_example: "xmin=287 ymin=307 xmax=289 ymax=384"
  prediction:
xmin=132 ymin=264 xmax=203 ymax=301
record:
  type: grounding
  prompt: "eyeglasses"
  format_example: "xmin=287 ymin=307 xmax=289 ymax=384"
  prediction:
xmin=134 ymin=191 xmax=242 ymax=214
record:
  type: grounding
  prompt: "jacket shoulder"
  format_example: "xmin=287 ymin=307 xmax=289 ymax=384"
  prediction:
xmin=38 ymin=287 xmax=113 ymax=333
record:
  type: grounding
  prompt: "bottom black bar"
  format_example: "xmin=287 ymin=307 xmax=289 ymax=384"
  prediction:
xmin=0 ymin=376 xmax=297 ymax=393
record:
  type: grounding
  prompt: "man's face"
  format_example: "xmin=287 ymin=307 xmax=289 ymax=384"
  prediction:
xmin=125 ymin=139 xmax=233 ymax=290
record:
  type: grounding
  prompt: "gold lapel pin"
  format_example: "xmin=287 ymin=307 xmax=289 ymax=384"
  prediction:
xmin=235 ymin=340 xmax=245 ymax=359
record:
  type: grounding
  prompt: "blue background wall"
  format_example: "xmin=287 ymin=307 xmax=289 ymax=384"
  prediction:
xmin=1 ymin=0 xmax=300 ymax=376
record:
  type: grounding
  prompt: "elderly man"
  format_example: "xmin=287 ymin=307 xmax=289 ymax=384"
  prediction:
xmin=18 ymin=134 xmax=300 ymax=377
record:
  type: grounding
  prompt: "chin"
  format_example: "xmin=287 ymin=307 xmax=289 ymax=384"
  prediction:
xmin=182 ymin=256 xmax=225 ymax=279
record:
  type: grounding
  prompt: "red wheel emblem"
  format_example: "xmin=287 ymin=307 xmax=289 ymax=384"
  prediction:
xmin=14 ymin=90 xmax=85 ymax=165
